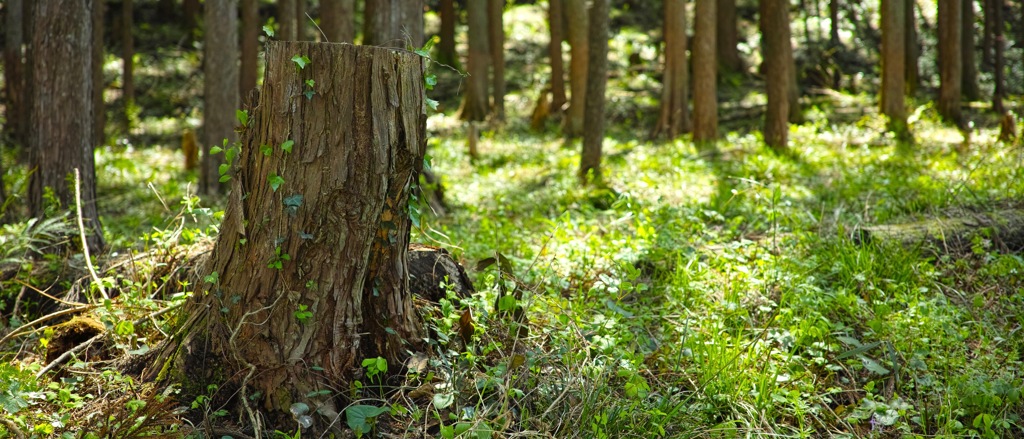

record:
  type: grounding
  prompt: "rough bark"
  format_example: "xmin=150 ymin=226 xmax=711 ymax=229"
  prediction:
xmin=881 ymin=0 xmax=908 ymax=137
xmin=437 ymin=0 xmax=458 ymax=65
xmin=961 ymin=0 xmax=979 ymax=100
xmin=240 ymin=0 xmax=259 ymax=95
xmin=717 ymin=0 xmax=742 ymax=73
xmin=581 ymin=0 xmax=608 ymax=182
xmin=692 ymin=0 xmax=718 ymax=143
xmin=938 ymin=0 xmax=963 ymax=125
xmin=92 ymin=0 xmax=106 ymax=147
xmin=855 ymin=209 xmax=1024 ymax=255
xmin=28 ymin=0 xmax=105 ymax=252
xmin=762 ymin=0 xmax=791 ymax=149
xmin=459 ymin=0 xmax=490 ymax=121
xmin=564 ymin=0 xmax=588 ymax=137
xmin=489 ymin=0 xmax=506 ymax=121
xmin=905 ymin=0 xmax=919 ymax=96
xmin=364 ymin=0 xmax=424 ymax=47
xmin=148 ymin=42 xmax=427 ymax=434
xmin=992 ymin=0 xmax=1005 ymax=113
xmin=321 ymin=0 xmax=355 ymax=42
xmin=122 ymin=0 xmax=135 ymax=133
xmin=548 ymin=0 xmax=567 ymax=112
xmin=279 ymin=0 xmax=298 ymax=41
xmin=201 ymin=0 xmax=240 ymax=195
xmin=4 ymin=0 xmax=26 ymax=148
xmin=654 ymin=0 xmax=690 ymax=139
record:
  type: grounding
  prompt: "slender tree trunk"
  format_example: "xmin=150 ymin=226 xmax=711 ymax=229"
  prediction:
xmin=435 ymin=0 xmax=458 ymax=65
xmin=279 ymin=0 xmax=298 ymax=41
xmin=321 ymin=0 xmax=355 ymax=42
xmin=581 ymin=0 xmax=608 ymax=182
xmin=201 ymin=0 xmax=240 ymax=195
xmin=829 ymin=0 xmax=842 ymax=89
xmin=982 ymin=0 xmax=993 ymax=69
xmin=148 ymin=42 xmax=427 ymax=435
xmin=92 ymin=0 xmax=105 ymax=148
xmin=938 ymin=0 xmax=963 ymax=125
xmin=548 ymin=0 xmax=567 ymax=112
xmin=993 ymin=0 xmax=1005 ymax=113
xmin=241 ymin=0 xmax=259 ymax=95
xmin=296 ymin=0 xmax=307 ymax=40
xmin=905 ymin=0 xmax=919 ymax=96
xmin=4 ymin=0 xmax=26 ymax=148
xmin=786 ymin=26 xmax=801 ymax=122
xmin=717 ymin=0 xmax=741 ymax=73
xmin=763 ymin=0 xmax=792 ymax=149
xmin=122 ymin=0 xmax=135 ymax=133
xmin=29 ymin=0 xmax=105 ymax=252
xmin=693 ymin=0 xmax=718 ymax=143
xmin=489 ymin=0 xmax=506 ymax=121
xmin=564 ymin=0 xmax=589 ymax=137
xmin=881 ymin=0 xmax=908 ymax=138
xmin=458 ymin=0 xmax=490 ymax=121
xmin=655 ymin=0 xmax=690 ymax=138
xmin=364 ymin=0 xmax=424 ymax=47
xmin=961 ymin=0 xmax=979 ymax=100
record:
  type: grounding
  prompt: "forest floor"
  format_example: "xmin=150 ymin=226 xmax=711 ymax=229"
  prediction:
xmin=3 ymin=4 xmax=1024 ymax=438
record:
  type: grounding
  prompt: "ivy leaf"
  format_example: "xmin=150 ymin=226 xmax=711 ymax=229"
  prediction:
xmin=281 ymin=139 xmax=295 ymax=153
xmin=345 ymin=405 xmax=389 ymax=436
xmin=426 ymin=98 xmax=439 ymax=111
xmin=262 ymin=25 xmax=275 ymax=37
xmin=304 ymin=90 xmax=315 ymax=100
xmin=268 ymin=173 xmax=285 ymax=192
xmin=424 ymin=74 xmax=437 ymax=90
xmin=284 ymin=194 xmax=303 ymax=216
xmin=260 ymin=144 xmax=272 ymax=156
xmin=236 ymin=109 xmax=249 ymax=127
xmin=291 ymin=55 xmax=311 ymax=70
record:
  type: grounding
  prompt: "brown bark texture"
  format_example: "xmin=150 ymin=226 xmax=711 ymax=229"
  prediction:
xmin=992 ymin=0 xmax=1005 ymax=113
xmin=881 ymin=0 xmax=907 ymax=135
xmin=717 ymin=0 xmax=742 ymax=73
xmin=692 ymin=0 xmax=718 ymax=143
xmin=278 ymin=0 xmax=298 ymax=41
xmin=654 ymin=0 xmax=690 ymax=139
xmin=321 ymin=0 xmax=355 ymax=43
xmin=459 ymin=0 xmax=490 ymax=121
xmin=4 ymin=0 xmax=26 ymax=148
xmin=961 ymin=0 xmax=979 ymax=100
xmin=905 ymin=0 xmax=918 ymax=95
xmin=548 ymin=0 xmax=567 ymax=112
xmin=201 ymin=0 xmax=240 ymax=195
xmin=240 ymin=0 xmax=259 ymax=95
xmin=437 ymin=0 xmax=458 ymax=65
xmin=92 ymin=0 xmax=106 ymax=147
xmin=489 ymin=0 xmax=506 ymax=120
xmin=150 ymin=42 xmax=427 ymax=433
xmin=581 ymin=0 xmax=609 ymax=182
xmin=564 ymin=0 xmax=588 ymax=136
xmin=938 ymin=0 xmax=963 ymax=124
xmin=364 ymin=0 xmax=424 ymax=48
xmin=762 ymin=0 xmax=791 ymax=149
xmin=123 ymin=0 xmax=135 ymax=133
xmin=28 ymin=0 xmax=105 ymax=252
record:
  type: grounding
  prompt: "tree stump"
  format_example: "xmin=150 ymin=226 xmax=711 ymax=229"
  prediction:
xmin=854 ymin=208 xmax=1024 ymax=255
xmin=147 ymin=41 xmax=428 ymax=433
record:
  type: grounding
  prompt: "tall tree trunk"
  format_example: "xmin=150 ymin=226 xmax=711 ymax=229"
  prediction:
xmin=279 ymin=0 xmax=298 ymax=41
xmin=692 ymin=0 xmax=718 ymax=143
xmin=122 ymin=0 xmax=135 ymax=134
xmin=762 ymin=0 xmax=792 ymax=149
xmin=489 ymin=0 xmax=506 ymax=121
xmin=961 ymin=0 xmax=979 ymax=100
xmin=654 ymin=0 xmax=690 ymax=138
xmin=881 ymin=0 xmax=908 ymax=138
xmin=786 ymin=22 xmax=801 ymax=122
xmin=321 ymin=0 xmax=355 ymax=43
xmin=4 ymin=0 xmax=26 ymax=148
xmin=938 ymin=0 xmax=963 ymax=125
xmin=364 ymin=0 xmax=424 ymax=47
xmin=581 ymin=0 xmax=608 ymax=182
xmin=458 ymin=0 xmax=490 ymax=121
xmin=201 ymin=0 xmax=240 ymax=195
xmin=241 ymin=0 xmax=259 ymax=95
xmin=295 ymin=0 xmax=307 ymax=40
xmin=829 ymin=0 xmax=842 ymax=89
xmin=29 ymin=0 xmax=104 ymax=252
xmin=717 ymin=0 xmax=742 ymax=73
xmin=92 ymin=0 xmax=105 ymax=147
xmin=436 ymin=0 xmax=458 ymax=65
xmin=982 ymin=0 xmax=993 ymax=69
xmin=148 ymin=42 xmax=426 ymax=435
xmin=564 ymin=0 xmax=588 ymax=136
xmin=548 ymin=0 xmax=567 ymax=112
xmin=992 ymin=0 xmax=1005 ymax=113
xmin=183 ymin=0 xmax=201 ymax=35
xmin=905 ymin=0 xmax=919 ymax=96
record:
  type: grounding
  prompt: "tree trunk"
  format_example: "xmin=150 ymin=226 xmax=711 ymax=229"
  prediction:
xmin=295 ymin=0 xmax=307 ymax=40
xmin=762 ymin=0 xmax=791 ymax=149
xmin=692 ymin=0 xmax=718 ymax=143
xmin=147 ymin=42 xmax=427 ymax=435
xmin=279 ymin=0 xmax=298 ymax=41
xmin=564 ymin=0 xmax=588 ymax=137
xmin=458 ymin=0 xmax=490 ymax=121
xmin=581 ymin=0 xmax=608 ymax=182
xmin=240 ymin=0 xmax=259 ymax=95
xmin=364 ymin=0 xmax=424 ymax=48
xmin=28 ymin=0 xmax=105 ymax=252
xmin=717 ymin=0 xmax=742 ymax=73
xmin=992 ymin=0 xmax=1005 ymax=113
xmin=548 ymin=0 xmax=567 ymax=112
xmin=489 ymin=0 xmax=506 ymax=121
xmin=961 ymin=0 xmax=979 ymax=100
xmin=982 ymin=0 xmax=993 ymax=69
xmin=321 ymin=0 xmax=355 ymax=43
xmin=122 ymin=0 xmax=135 ymax=134
xmin=437 ymin=0 xmax=458 ymax=64
xmin=654 ymin=0 xmax=690 ymax=139
xmin=4 ymin=0 xmax=26 ymax=149
xmin=829 ymin=0 xmax=842 ymax=89
xmin=92 ymin=0 xmax=105 ymax=148
xmin=905 ymin=0 xmax=919 ymax=96
xmin=183 ymin=0 xmax=200 ymax=35
xmin=881 ymin=0 xmax=908 ymax=138
xmin=201 ymin=0 xmax=240 ymax=195
xmin=938 ymin=0 xmax=963 ymax=125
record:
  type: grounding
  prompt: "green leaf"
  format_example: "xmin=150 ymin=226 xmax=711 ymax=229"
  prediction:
xmin=268 ymin=173 xmax=285 ymax=192
xmin=836 ymin=341 xmax=881 ymax=360
xmin=303 ymin=90 xmax=315 ymax=100
xmin=235 ymin=109 xmax=249 ymax=127
xmin=210 ymin=145 xmax=223 ymax=155
xmin=291 ymin=54 xmax=311 ymax=70
xmin=861 ymin=357 xmax=891 ymax=375
xmin=281 ymin=139 xmax=294 ymax=153
xmin=262 ymin=25 xmax=275 ymax=37
xmin=218 ymin=163 xmax=230 ymax=176
xmin=204 ymin=272 xmax=219 ymax=284
xmin=432 ymin=392 xmax=454 ymax=409
xmin=305 ymin=79 xmax=315 ymax=87
xmin=115 ymin=320 xmax=135 ymax=336
xmin=260 ymin=144 xmax=272 ymax=156
xmin=345 ymin=404 xmax=389 ymax=435
xmin=219 ymin=175 xmax=232 ymax=183
xmin=284 ymin=194 xmax=303 ymax=208
xmin=426 ymin=97 xmax=439 ymax=111
xmin=424 ymin=74 xmax=437 ymax=90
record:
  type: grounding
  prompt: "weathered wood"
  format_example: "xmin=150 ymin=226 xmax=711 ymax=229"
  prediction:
xmin=148 ymin=41 xmax=428 ymax=434
xmin=854 ymin=209 xmax=1024 ymax=254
